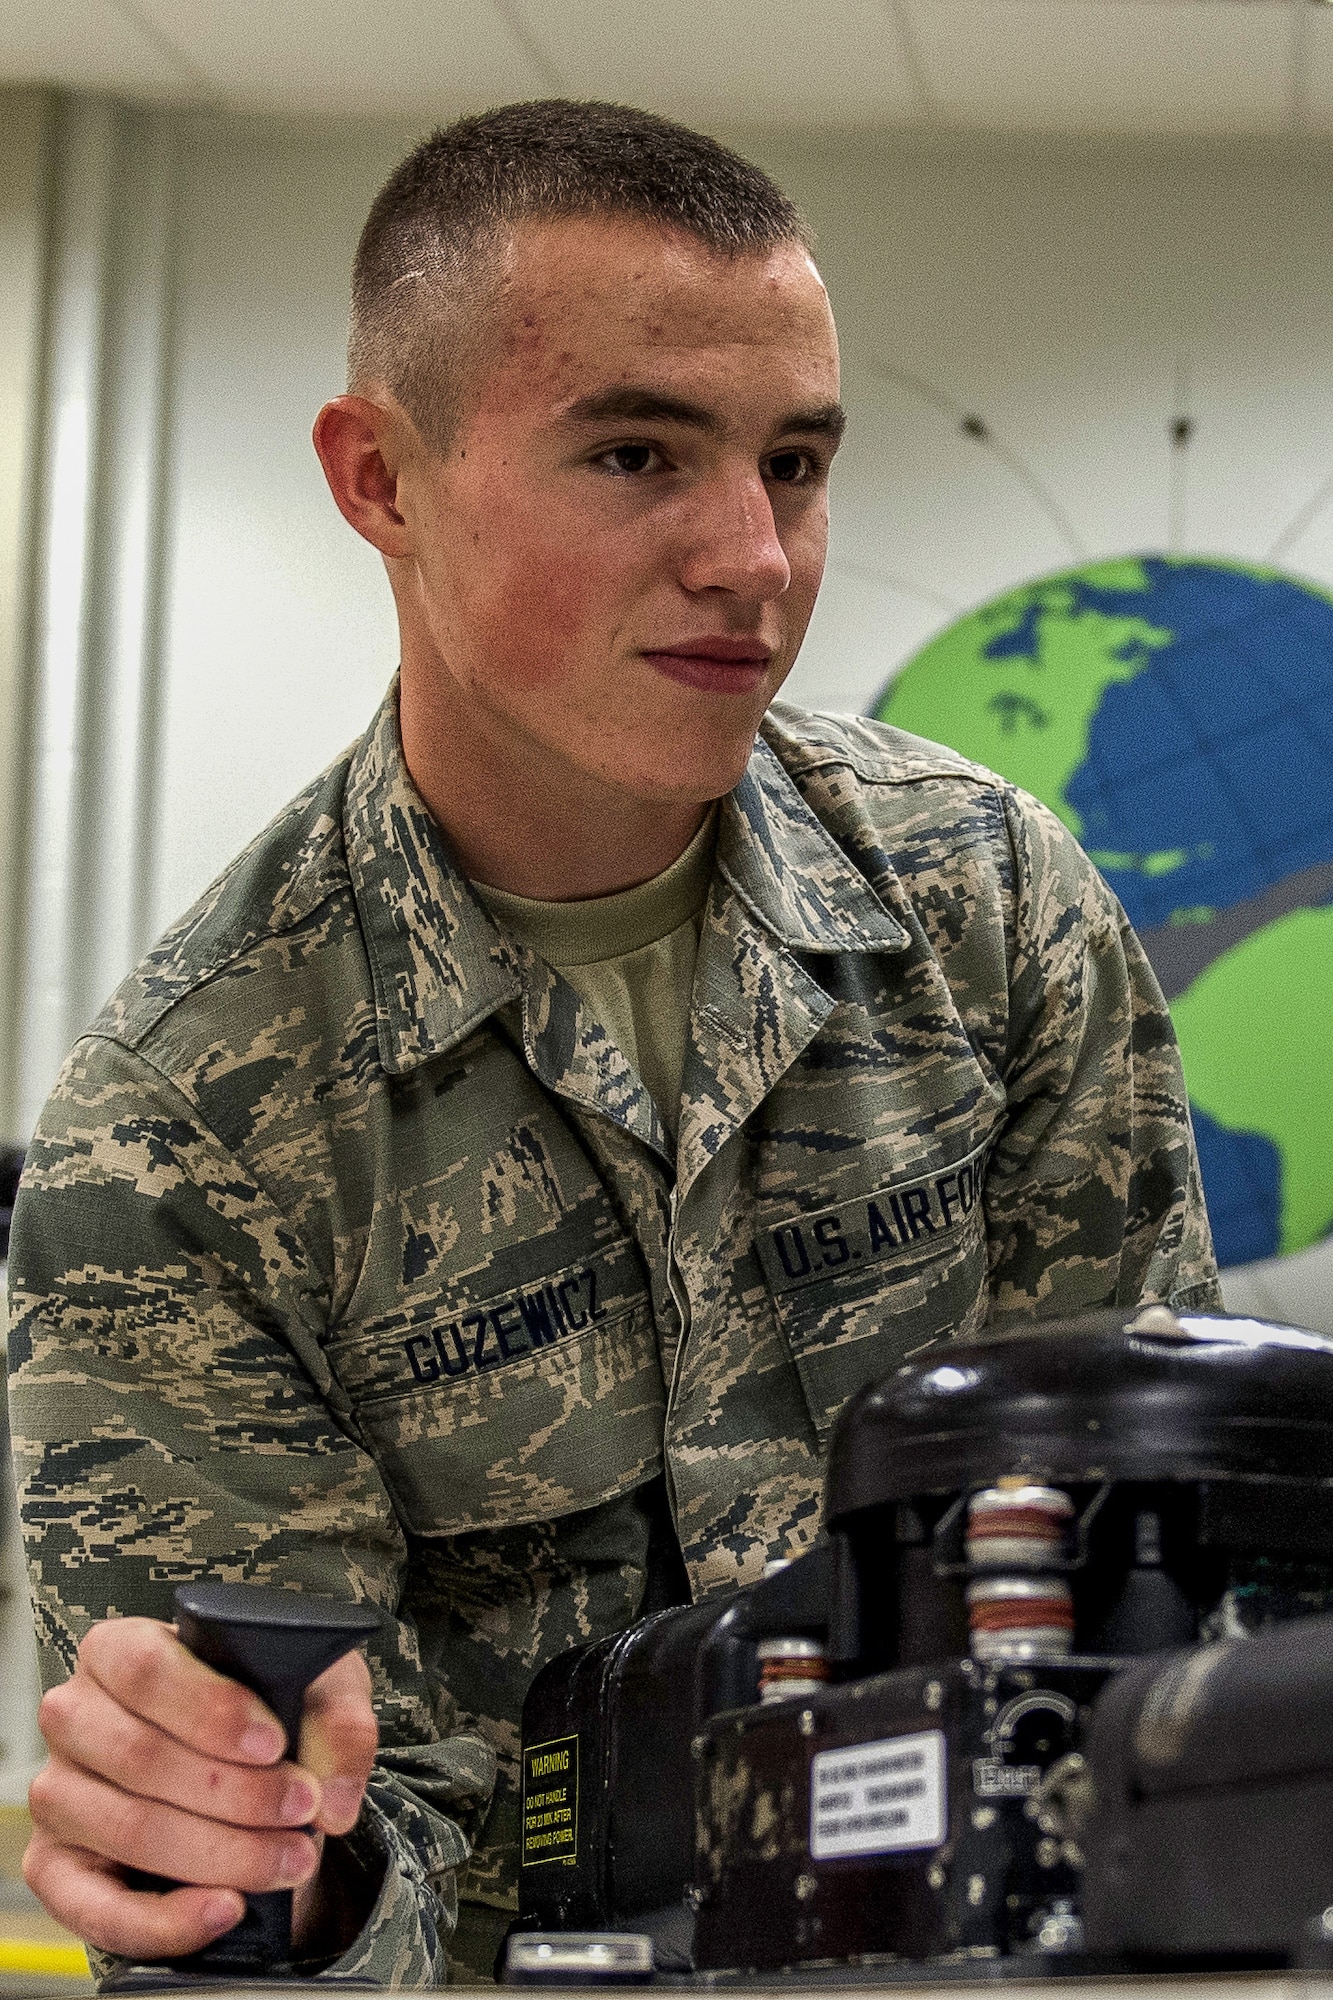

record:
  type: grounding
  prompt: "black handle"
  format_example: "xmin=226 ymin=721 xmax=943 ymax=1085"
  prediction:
xmin=168 ymin=1582 xmax=379 ymax=1974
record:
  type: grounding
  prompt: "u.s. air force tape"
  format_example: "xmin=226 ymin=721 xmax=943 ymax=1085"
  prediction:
xmin=755 ymin=1143 xmax=990 ymax=1298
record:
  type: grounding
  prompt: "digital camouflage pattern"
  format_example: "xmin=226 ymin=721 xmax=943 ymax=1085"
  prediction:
xmin=6 ymin=690 xmax=1220 ymax=1984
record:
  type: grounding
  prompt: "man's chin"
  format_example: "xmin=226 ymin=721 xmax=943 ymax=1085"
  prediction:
xmin=611 ymin=725 xmax=765 ymax=807
xmin=638 ymin=683 xmax=787 ymax=789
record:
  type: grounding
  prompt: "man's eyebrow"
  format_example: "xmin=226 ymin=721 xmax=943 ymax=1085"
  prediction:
xmin=559 ymin=387 xmax=847 ymax=444
xmin=790 ymin=400 xmax=847 ymax=444
xmin=560 ymin=388 xmax=722 ymax=433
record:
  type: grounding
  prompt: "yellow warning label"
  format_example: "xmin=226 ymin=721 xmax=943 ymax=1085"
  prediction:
xmin=521 ymin=1733 xmax=578 ymax=1868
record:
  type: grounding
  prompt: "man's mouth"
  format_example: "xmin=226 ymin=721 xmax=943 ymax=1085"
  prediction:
xmin=642 ymin=636 xmax=775 ymax=694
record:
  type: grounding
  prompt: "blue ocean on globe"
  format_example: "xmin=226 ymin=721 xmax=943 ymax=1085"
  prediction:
xmin=876 ymin=555 xmax=1333 ymax=1270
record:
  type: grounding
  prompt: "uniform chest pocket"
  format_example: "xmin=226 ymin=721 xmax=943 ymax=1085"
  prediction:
xmin=329 ymin=1240 xmax=666 ymax=1535
xmin=756 ymin=1146 xmax=991 ymax=1449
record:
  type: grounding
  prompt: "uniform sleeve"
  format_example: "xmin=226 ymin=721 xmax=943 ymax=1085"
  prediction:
xmin=985 ymin=789 xmax=1223 ymax=1323
xmin=6 ymin=1035 xmax=496 ymax=1987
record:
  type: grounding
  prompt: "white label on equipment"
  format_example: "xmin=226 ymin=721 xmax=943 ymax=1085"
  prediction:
xmin=810 ymin=1730 xmax=947 ymax=1861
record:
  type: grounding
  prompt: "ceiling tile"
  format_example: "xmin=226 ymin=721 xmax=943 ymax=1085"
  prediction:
xmin=127 ymin=0 xmax=555 ymax=115
xmin=903 ymin=0 xmax=1296 ymax=136
xmin=508 ymin=0 xmax=926 ymax=128
xmin=0 ymin=0 xmax=193 ymax=97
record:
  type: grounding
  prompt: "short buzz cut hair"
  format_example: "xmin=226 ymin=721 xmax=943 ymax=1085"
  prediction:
xmin=348 ymin=99 xmax=812 ymax=448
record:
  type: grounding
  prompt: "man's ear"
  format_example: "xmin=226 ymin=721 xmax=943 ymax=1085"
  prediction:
xmin=312 ymin=394 xmax=417 ymax=557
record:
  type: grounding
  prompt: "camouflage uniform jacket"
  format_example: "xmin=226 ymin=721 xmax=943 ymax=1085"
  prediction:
xmin=7 ymin=690 xmax=1220 ymax=1985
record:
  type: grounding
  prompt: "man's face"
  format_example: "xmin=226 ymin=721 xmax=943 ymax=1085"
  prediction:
xmin=393 ymin=213 xmax=843 ymax=806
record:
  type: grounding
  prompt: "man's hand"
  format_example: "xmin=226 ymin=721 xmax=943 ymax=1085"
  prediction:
xmin=24 ymin=1617 xmax=379 ymax=1962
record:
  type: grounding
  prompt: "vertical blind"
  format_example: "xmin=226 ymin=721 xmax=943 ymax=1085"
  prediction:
xmin=13 ymin=96 xmax=177 ymax=1142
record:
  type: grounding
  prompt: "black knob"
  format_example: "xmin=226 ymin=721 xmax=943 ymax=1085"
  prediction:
xmin=169 ymin=1582 xmax=380 ymax=1974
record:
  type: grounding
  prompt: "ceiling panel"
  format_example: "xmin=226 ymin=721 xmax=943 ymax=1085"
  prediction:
xmin=509 ymin=0 xmax=926 ymax=128
xmin=0 ymin=0 xmax=191 ymax=97
xmin=903 ymin=0 xmax=1298 ymax=136
xmin=126 ymin=0 xmax=555 ymax=115
xmin=0 ymin=0 xmax=1324 ymax=135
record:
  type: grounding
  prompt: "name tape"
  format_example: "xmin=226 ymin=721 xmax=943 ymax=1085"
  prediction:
xmin=401 ymin=1266 xmax=607 ymax=1386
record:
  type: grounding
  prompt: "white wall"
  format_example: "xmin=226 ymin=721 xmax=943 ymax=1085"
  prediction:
xmin=150 ymin=116 xmax=411 ymax=932
xmin=773 ymin=129 xmax=1333 ymax=704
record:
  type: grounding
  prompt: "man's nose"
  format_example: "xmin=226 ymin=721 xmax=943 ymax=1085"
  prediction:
xmin=678 ymin=472 xmax=792 ymax=601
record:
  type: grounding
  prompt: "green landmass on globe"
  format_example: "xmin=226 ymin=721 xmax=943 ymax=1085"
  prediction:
xmin=872 ymin=554 xmax=1333 ymax=1269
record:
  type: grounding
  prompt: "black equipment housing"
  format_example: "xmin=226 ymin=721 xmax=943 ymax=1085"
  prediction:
xmin=691 ymin=1655 xmax=1113 ymax=1971
xmin=517 ymin=1308 xmax=1333 ymax=1976
xmin=518 ymin=1546 xmax=840 ymax=1953
xmin=1081 ymin=1608 xmax=1333 ymax=1962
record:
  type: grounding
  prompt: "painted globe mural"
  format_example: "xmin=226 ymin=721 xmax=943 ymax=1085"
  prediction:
xmin=873 ymin=555 xmax=1333 ymax=1271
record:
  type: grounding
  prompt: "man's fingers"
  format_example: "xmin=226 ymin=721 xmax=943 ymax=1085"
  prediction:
xmin=29 ymin=1760 xmax=318 ymax=1894
xmin=75 ymin=1620 xmax=286 ymax=1763
xmin=23 ymin=1829 xmax=244 ymax=1960
xmin=38 ymin=1676 xmax=318 ymax=1829
xmin=26 ymin=1615 xmax=378 ymax=1967
xmin=297 ymin=1651 xmax=378 ymax=1836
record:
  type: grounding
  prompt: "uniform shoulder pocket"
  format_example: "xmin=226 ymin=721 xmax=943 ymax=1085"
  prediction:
xmin=756 ymin=1145 xmax=991 ymax=1448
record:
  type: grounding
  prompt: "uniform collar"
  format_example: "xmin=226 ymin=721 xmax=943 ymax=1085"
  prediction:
xmin=343 ymin=690 xmax=522 ymax=1077
xmin=345 ymin=688 xmax=909 ymax=1077
xmin=717 ymin=734 xmax=910 ymax=955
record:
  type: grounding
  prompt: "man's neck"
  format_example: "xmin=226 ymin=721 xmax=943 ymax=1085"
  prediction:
xmin=400 ymin=680 xmax=714 ymax=901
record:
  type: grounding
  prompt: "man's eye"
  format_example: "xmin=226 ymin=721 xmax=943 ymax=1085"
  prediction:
xmin=600 ymin=443 xmax=660 ymax=475
xmin=766 ymin=449 xmax=812 ymax=485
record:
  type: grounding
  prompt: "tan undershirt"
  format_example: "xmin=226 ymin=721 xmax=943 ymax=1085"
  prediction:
xmin=473 ymin=810 xmax=717 ymax=1140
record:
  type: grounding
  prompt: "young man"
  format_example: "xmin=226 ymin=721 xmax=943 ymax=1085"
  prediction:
xmin=8 ymin=101 xmax=1219 ymax=1985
